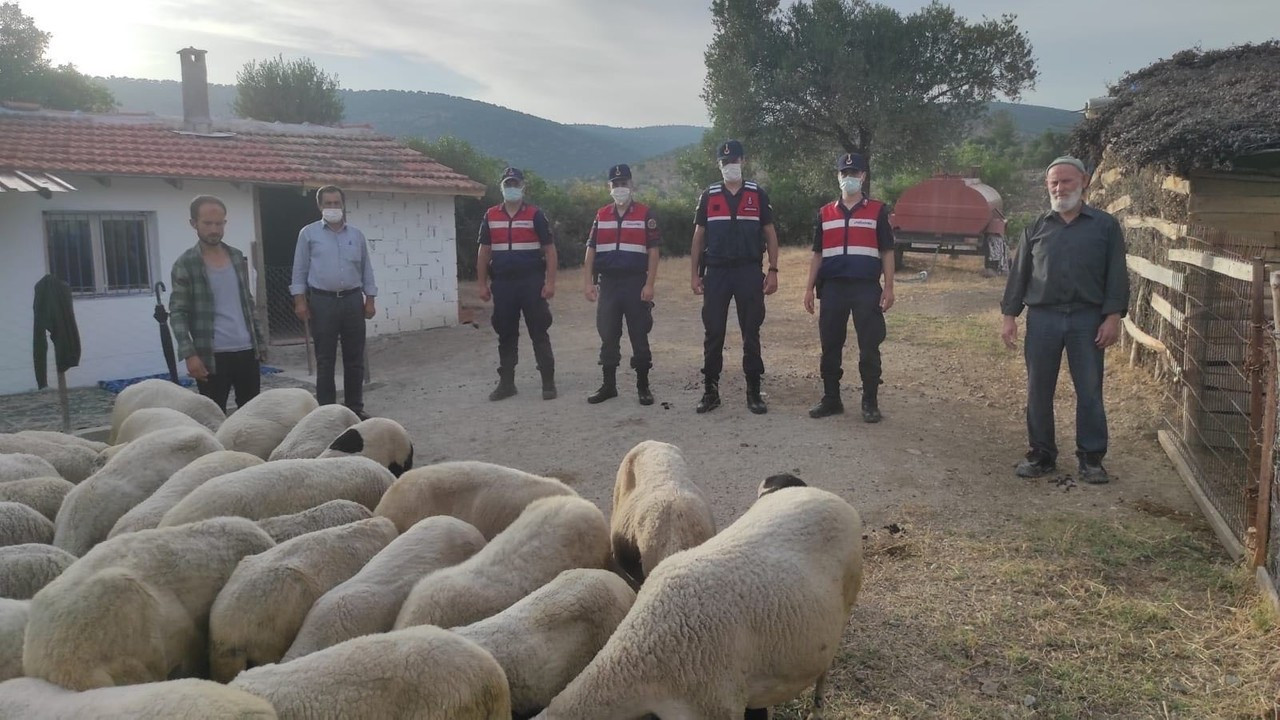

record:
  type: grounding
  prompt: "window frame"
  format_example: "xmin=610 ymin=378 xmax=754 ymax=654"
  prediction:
xmin=42 ymin=211 xmax=160 ymax=297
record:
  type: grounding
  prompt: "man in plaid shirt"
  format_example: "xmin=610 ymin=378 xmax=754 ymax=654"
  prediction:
xmin=169 ymin=195 xmax=267 ymax=413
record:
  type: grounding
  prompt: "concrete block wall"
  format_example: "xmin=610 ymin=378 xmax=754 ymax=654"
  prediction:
xmin=347 ymin=192 xmax=459 ymax=337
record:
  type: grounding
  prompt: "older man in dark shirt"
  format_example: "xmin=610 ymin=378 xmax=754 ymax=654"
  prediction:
xmin=1000 ymin=156 xmax=1130 ymax=484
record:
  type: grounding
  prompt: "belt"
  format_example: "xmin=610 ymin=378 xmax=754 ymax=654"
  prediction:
xmin=308 ymin=286 xmax=362 ymax=298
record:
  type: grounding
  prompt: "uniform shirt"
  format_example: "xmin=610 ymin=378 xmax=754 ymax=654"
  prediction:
xmin=587 ymin=202 xmax=661 ymax=275
xmin=477 ymin=203 xmax=554 ymax=277
xmin=289 ymin=220 xmax=378 ymax=297
xmin=1000 ymin=204 xmax=1129 ymax=317
xmin=694 ymin=182 xmax=774 ymax=266
xmin=810 ymin=197 xmax=895 ymax=280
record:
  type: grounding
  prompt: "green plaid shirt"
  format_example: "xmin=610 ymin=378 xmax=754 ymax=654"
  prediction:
xmin=169 ymin=242 xmax=266 ymax=373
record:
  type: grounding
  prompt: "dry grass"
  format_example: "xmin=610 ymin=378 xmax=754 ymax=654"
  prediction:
xmin=772 ymin=509 xmax=1280 ymax=719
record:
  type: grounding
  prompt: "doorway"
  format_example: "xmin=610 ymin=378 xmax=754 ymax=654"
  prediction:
xmin=256 ymin=186 xmax=321 ymax=345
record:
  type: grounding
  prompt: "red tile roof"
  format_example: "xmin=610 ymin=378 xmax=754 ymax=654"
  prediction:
xmin=0 ymin=110 xmax=486 ymax=197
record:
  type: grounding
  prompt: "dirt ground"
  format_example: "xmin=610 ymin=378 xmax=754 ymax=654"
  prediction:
xmin=265 ymin=248 xmax=1279 ymax=718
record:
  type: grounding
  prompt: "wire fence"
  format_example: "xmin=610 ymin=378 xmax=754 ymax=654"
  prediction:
xmin=264 ymin=265 xmax=307 ymax=345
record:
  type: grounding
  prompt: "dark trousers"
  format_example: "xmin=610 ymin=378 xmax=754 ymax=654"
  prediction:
xmin=1024 ymin=305 xmax=1108 ymax=464
xmin=701 ymin=264 xmax=765 ymax=381
xmin=309 ymin=291 xmax=366 ymax=412
xmin=597 ymin=273 xmax=653 ymax=370
xmin=492 ymin=274 xmax=554 ymax=375
xmin=197 ymin=349 xmax=260 ymax=413
xmin=819 ymin=279 xmax=886 ymax=392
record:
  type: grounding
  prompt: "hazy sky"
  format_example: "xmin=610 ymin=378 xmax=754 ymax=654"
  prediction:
xmin=19 ymin=0 xmax=1280 ymax=127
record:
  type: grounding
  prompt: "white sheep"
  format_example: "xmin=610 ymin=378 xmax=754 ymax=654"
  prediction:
xmin=113 ymin=406 xmax=208 ymax=445
xmin=0 ymin=502 xmax=54 ymax=547
xmin=256 ymin=500 xmax=374 ymax=543
xmin=23 ymin=517 xmax=276 ymax=690
xmin=0 ymin=677 xmax=278 ymax=719
xmin=208 ymin=517 xmax=398 ymax=682
xmin=610 ymin=440 xmax=716 ymax=585
xmin=395 ymin=495 xmax=610 ymax=631
xmin=317 ymin=417 xmax=415 ymax=477
xmin=14 ymin=431 xmax=108 ymax=454
xmin=158 ymin=457 xmax=395 ymax=528
xmin=375 ymin=461 xmax=577 ymax=538
xmin=214 ymin=388 xmax=319 ymax=460
xmin=107 ymin=378 xmax=225 ymax=443
xmin=54 ymin=427 xmax=223 ymax=556
xmin=231 ymin=625 xmax=511 ymax=719
xmin=0 ymin=598 xmax=28 ymax=682
xmin=0 ymin=437 xmax=97 ymax=483
xmin=0 ymin=476 xmax=74 ymax=521
xmin=454 ymin=568 xmax=636 ymax=716
xmin=284 ymin=515 xmax=486 ymax=660
xmin=267 ymin=404 xmax=360 ymax=461
xmin=0 ymin=454 xmax=60 ymax=484
xmin=533 ymin=482 xmax=864 ymax=720
xmin=108 ymin=451 xmax=263 ymax=539
xmin=0 ymin=544 xmax=77 ymax=600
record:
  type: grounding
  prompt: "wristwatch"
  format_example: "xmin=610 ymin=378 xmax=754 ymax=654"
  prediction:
xmin=767 ymin=267 xmax=778 ymax=273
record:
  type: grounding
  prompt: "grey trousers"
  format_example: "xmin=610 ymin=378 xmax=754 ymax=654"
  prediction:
xmin=309 ymin=291 xmax=366 ymax=412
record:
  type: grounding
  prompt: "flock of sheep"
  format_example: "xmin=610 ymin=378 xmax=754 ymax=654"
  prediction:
xmin=0 ymin=378 xmax=865 ymax=719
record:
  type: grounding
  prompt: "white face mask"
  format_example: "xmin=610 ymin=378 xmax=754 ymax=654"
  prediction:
xmin=720 ymin=162 xmax=743 ymax=183
xmin=839 ymin=176 xmax=863 ymax=195
xmin=1050 ymin=188 xmax=1082 ymax=213
xmin=610 ymin=187 xmax=632 ymax=206
xmin=502 ymin=186 xmax=524 ymax=203
xmin=321 ymin=208 xmax=344 ymax=224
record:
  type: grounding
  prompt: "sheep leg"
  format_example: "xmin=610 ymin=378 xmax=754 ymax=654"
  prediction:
xmin=806 ymin=671 xmax=828 ymax=720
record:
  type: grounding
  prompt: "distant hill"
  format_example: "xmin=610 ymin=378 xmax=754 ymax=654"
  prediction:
xmin=94 ymin=78 xmax=1078 ymax=180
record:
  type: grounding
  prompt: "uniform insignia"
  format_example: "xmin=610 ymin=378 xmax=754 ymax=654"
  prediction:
xmin=647 ymin=218 xmax=657 ymax=229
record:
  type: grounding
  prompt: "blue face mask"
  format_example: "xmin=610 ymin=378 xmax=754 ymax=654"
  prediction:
xmin=502 ymin=186 xmax=523 ymax=203
xmin=839 ymin=176 xmax=863 ymax=195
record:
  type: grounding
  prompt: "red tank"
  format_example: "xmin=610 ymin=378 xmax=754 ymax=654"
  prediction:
xmin=889 ymin=171 xmax=1008 ymax=274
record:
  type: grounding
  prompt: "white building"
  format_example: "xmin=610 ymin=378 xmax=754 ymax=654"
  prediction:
xmin=0 ymin=49 xmax=483 ymax=395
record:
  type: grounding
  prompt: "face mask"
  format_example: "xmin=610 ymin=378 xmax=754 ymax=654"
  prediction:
xmin=1051 ymin=189 xmax=1082 ymax=213
xmin=610 ymin=187 xmax=632 ymax=206
xmin=321 ymin=208 xmax=344 ymax=224
xmin=839 ymin=176 xmax=863 ymax=195
xmin=720 ymin=162 xmax=743 ymax=183
xmin=502 ymin=186 xmax=524 ymax=203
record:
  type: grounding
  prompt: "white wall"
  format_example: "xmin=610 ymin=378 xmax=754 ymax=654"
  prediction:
xmin=345 ymin=191 xmax=459 ymax=336
xmin=0 ymin=175 xmax=255 ymax=394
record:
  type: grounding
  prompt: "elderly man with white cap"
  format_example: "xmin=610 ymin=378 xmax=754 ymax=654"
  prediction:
xmin=1000 ymin=156 xmax=1130 ymax=484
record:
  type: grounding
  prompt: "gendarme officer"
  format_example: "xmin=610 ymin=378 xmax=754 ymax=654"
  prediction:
xmin=477 ymin=167 xmax=558 ymax=401
xmin=689 ymin=139 xmax=780 ymax=415
xmin=804 ymin=152 xmax=896 ymax=423
xmin=583 ymin=163 xmax=661 ymax=405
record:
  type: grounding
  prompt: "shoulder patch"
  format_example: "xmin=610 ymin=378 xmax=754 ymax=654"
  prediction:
xmin=646 ymin=218 xmax=658 ymax=229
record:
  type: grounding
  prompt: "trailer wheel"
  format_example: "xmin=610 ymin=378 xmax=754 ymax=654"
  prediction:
xmin=982 ymin=234 xmax=1009 ymax=277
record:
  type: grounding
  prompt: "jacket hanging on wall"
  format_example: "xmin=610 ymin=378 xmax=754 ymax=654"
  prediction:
xmin=33 ymin=274 xmax=81 ymax=390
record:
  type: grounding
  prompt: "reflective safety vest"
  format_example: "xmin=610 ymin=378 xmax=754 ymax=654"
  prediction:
xmin=592 ymin=202 xmax=651 ymax=274
xmin=818 ymin=198 xmax=884 ymax=280
xmin=484 ymin=203 xmax=546 ymax=277
xmin=703 ymin=182 xmax=765 ymax=266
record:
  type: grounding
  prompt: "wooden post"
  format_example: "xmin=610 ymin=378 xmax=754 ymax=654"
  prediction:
xmin=1246 ymin=257 xmax=1266 ymax=532
xmin=56 ymin=370 xmax=70 ymax=434
xmin=1256 ymin=269 xmax=1280 ymax=569
xmin=1181 ymin=258 xmax=1207 ymax=449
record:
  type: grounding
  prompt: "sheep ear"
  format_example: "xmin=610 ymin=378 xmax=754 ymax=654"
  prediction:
xmin=616 ymin=449 xmax=639 ymax=496
xmin=759 ymin=473 xmax=807 ymax=497
xmin=328 ymin=428 xmax=365 ymax=454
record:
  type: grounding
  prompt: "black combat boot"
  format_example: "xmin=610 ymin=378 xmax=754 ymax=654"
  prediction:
xmin=695 ymin=379 xmax=720 ymax=414
xmin=746 ymin=376 xmax=768 ymax=415
xmin=636 ymin=368 xmax=654 ymax=406
xmin=588 ymin=366 xmax=618 ymax=404
xmin=541 ymin=368 xmax=557 ymax=400
xmin=861 ymin=384 xmax=882 ymax=423
xmin=809 ymin=376 xmax=844 ymax=418
xmin=488 ymin=369 xmax=516 ymax=401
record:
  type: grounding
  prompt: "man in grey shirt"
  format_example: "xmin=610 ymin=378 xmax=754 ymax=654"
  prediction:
xmin=1000 ymin=156 xmax=1130 ymax=484
xmin=290 ymin=185 xmax=377 ymax=420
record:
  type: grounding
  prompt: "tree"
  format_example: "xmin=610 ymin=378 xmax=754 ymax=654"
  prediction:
xmin=233 ymin=55 xmax=343 ymax=125
xmin=703 ymin=0 xmax=1038 ymax=186
xmin=0 ymin=2 xmax=114 ymax=111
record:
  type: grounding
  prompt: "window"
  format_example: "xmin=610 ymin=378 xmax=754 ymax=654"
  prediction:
xmin=44 ymin=212 xmax=156 ymax=295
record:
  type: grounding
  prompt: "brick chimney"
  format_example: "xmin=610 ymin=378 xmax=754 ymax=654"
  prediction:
xmin=178 ymin=47 xmax=212 ymax=133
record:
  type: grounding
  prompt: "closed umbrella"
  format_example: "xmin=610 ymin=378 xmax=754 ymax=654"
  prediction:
xmin=153 ymin=281 xmax=179 ymax=384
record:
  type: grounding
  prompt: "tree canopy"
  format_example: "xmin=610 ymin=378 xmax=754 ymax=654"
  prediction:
xmin=703 ymin=0 xmax=1038 ymax=179
xmin=0 ymin=2 xmax=113 ymax=111
xmin=233 ymin=55 xmax=343 ymax=125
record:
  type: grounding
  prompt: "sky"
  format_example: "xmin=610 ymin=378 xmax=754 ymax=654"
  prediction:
xmin=18 ymin=0 xmax=1280 ymax=128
